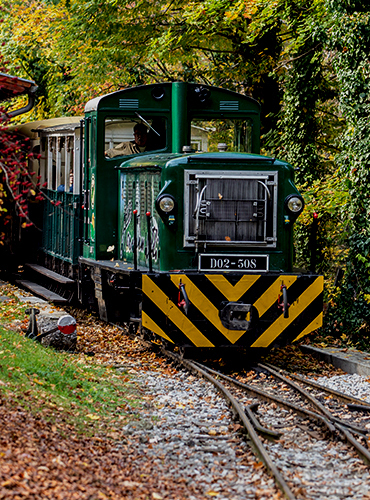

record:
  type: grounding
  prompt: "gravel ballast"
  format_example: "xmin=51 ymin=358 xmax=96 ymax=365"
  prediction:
xmin=309 ymin=373 xmax=370 ymax=403
xmin=118 ymin=368 xmax=282 ymax=500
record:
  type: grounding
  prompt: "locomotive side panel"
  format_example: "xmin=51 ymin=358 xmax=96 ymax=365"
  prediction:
xmin=119 ymin=170 xmax=161 ymax=270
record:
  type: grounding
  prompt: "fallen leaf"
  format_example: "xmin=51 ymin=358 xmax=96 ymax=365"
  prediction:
xmin=122 ymin=481 xmax=142 ymax=489
xmin=86 ymin=414 xmax=100 ymax=420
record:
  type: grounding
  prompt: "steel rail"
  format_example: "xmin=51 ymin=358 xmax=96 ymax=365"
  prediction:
xmin=258 ymin=363 xmax=370 ymax=465
xmin=264 ymin=362 xmax=370 ymax=408
xmin=335 ymin=422 xmax=370 ymax=466
xmin=245 ymin=403 xmax=282 ymax=440
xmin=258 ymin=363 xmax=368 ymax=435
xmin=164 ymin=350 xmax=298 ymax=500
xmin=113 ymin=324 xmax=370 ymax=477
xmin=191 ymin=360 xmax=336 ymax=433
xmin=197 ymin=363 xmax=370 ymax=465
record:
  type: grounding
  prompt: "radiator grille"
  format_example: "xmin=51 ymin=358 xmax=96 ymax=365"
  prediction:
xmin=184 ymin=170 xmax=277 ymax=247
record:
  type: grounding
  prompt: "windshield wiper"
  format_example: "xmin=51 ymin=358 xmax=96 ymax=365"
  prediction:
xmin=135 ymin=112 xmax=160 ymax=136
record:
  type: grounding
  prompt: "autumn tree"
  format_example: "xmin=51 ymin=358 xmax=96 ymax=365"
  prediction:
xmin=0 ymin=0 xmax=76 ymax=118
xmin=2 ymin=0 xmax=370 ymax=342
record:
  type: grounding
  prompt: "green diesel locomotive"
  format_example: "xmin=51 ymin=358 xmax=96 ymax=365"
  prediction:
xmin=17 ymin=82 xmax=323 ymax=350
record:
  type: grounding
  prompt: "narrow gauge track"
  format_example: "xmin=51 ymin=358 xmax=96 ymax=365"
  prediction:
xmin=184 ymin=358 xmax=370 ymax=500
xmin=117 ymin=326 xmax=370 ymax=499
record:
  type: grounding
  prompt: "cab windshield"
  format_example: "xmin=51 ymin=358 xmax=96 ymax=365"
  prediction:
xmin=190 ymin=119 xmax=252 ymax=153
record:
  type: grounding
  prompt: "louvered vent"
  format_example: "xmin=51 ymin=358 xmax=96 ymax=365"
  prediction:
xmin=119 ymin=99 xmax=139 ymax=109
xmin=220 ymin=101 xmax=239 ymax=111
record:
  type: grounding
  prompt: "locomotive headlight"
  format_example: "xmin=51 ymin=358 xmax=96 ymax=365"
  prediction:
xmin=285 ymin=195 xmax=304 ymax=214
xmin=158 ymin=195 xmax=175 ymax=213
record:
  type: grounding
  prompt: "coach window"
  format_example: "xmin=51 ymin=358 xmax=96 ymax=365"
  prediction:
xmin=57 ymin=137 xmax=66 ymax=191
xmin=65 ymin=136 xmax=74 ymax=193
xmin=104 ymin=117 xmax=167 ymax=158
xmin=40 ymin=137 xmax=47 ymax=186
xmin=47 ymin=137 xmax=56 ymax=190
xmin=190 ymin=119 xmax=252 ymax=153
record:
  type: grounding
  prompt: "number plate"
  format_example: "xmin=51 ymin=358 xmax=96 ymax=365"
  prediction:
xmin=198 ymin=254 xmax=269 ymax=272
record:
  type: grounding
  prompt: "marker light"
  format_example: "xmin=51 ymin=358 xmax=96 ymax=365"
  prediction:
xmin=57 ymin=315 xmax=76 ymax=335
xmin=158 ymin=195 xmax=175 ymax=213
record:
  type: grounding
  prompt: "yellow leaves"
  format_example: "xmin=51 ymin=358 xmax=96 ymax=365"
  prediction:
xmin=364 ymin=294 xmax=370 ymax=304
xmin=206 ymin=491 xmax=220 ymax=497
xmin=4 ymin=0 xmax=71 ymax=57
xmin=96 ymin=492 xmax=109 ymax=500
xmin=52 ymin=455 xmax=66 ymax=466
xmin=86 ymin=413 xmax=100 ymax=420
xmin=224 ymin=11 xmax=238 ymax=21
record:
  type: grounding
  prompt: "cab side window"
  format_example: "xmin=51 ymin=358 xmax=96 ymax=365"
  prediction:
xmin=104 ymin=117 xmax=166 ymax=159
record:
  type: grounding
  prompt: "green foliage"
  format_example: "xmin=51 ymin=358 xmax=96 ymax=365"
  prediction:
xmin=0 ymin=0 xmax=75 ymax=118
xmin=324 ymin=3 xmax=370 ymax=343
xmin=294 ymin=170 xmax=349 ymax=275
xmin=264 ymin=0 xmax=331 ymax=181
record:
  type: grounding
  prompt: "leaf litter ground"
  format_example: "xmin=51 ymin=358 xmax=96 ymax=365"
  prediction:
xmin=0 ymin=284 xmax=210 ymax=499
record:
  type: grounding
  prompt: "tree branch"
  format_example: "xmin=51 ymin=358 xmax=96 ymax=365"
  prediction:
xmin=273 ymin=43 xmax=322 ymax=71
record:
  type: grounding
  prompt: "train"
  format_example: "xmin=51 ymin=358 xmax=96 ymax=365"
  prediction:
xmin=7 ymin=81 xmax=323 ymax=352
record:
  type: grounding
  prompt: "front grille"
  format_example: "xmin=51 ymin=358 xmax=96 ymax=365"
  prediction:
xmin=184 ymin=170 xmax=277 ymax=247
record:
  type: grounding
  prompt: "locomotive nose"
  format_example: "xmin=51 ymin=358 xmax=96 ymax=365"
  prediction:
xmin=219 ymin=302 xmax=259 ymax=331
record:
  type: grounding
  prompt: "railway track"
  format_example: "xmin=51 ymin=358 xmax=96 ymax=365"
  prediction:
xmin=108 ymin=320 xmax=370 ymax=499
xmin=171 ymin=355 xmax=370 ymax=499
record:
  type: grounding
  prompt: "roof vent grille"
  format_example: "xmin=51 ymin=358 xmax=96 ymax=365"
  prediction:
xmin=119 ymin=99 xmax=139 ymax=109
xmin=220 ymin=100 xmax=239 ymax=111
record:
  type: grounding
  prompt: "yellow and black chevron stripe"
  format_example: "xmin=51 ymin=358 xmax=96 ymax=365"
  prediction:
xmin=142 ymin=273 xmax=323 ymax=349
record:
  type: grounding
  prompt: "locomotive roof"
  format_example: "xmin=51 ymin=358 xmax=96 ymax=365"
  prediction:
xmin=117 ymin=151 xmax=282 ymax=170
xmin=84 ymin=82 xmax=260 ymax=113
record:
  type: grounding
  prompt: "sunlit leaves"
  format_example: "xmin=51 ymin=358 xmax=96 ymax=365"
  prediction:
xmin=0 ymin=0 xmax=75 ymax=117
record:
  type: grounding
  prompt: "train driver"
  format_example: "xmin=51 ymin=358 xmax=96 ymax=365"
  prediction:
xmin=105 ymin=123 xmax=148 ymax=158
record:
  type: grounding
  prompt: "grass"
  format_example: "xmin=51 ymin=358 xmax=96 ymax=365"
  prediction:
xmin=0 ymin=284 xmax=144 ymax=436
